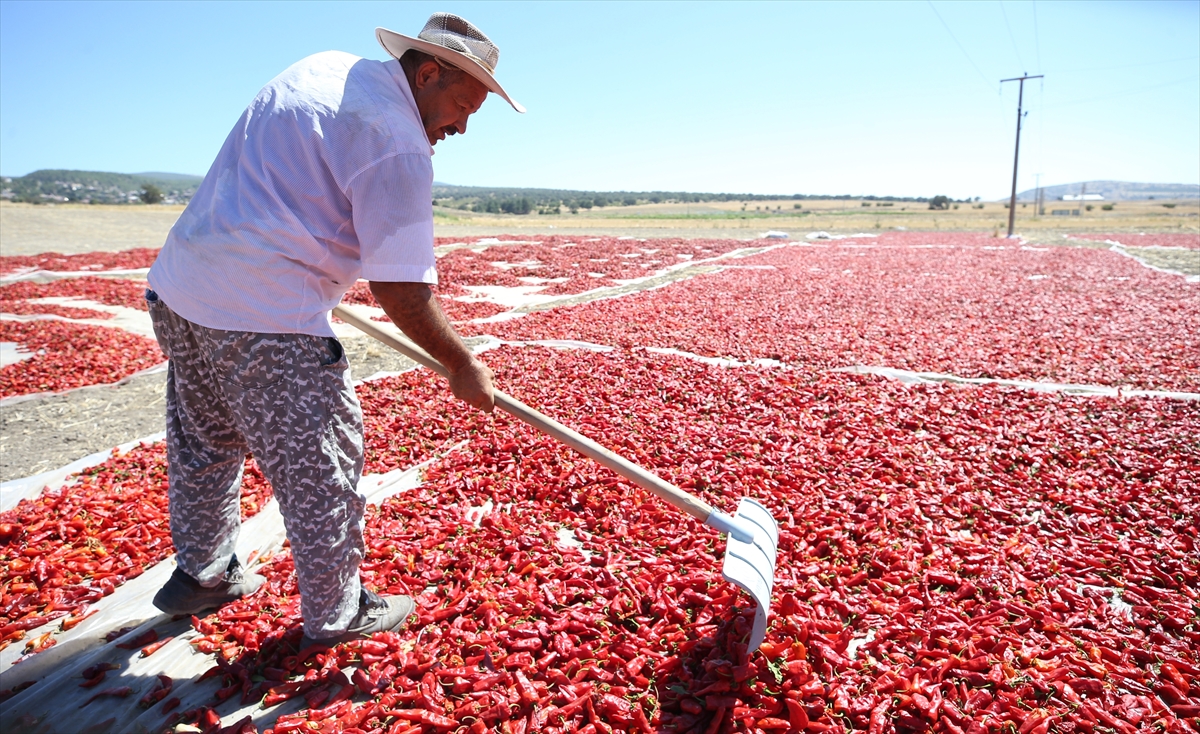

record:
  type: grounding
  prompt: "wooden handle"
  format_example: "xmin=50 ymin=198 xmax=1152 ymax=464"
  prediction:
xmin=333 ymin=304 xmax=716 ymax=523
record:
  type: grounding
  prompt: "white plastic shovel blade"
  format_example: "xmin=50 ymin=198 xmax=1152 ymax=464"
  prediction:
xmin=720 ymin=497 xmax=780 ymax=652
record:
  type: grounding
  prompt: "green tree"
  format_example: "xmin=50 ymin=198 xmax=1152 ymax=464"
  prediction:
xmin=140 ymin=184 xmax=164 ymax=204
xmin=928 ymin=195 xmax=950 ymax=210
xmin=500 ymin=197 xmax=532 ymax=215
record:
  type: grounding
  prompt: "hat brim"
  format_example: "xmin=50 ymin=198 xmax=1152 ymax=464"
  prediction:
xmin=376 ymin=27 xmax=525 ymax=113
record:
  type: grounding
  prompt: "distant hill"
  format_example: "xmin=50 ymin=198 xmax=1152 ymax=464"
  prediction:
xmin=0 ymin=169 xmax=202 ymax=205
xmin=134 ymin=172 xmax=204 ymax=184
xmin=1017 ymin=180 xmax=1199 ymax=202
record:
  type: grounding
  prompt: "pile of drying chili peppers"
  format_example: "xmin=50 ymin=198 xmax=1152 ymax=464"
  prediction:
xmin=339 ymin=236 xmax=756 ymax=311
xmin=0 ymin=247 xmax=160 ymax=276
xmin=0 ymin=301 xmax=112 ymax=320
xmin=0 ymin=320 xmax=163 ymax=398
xmin=457 ymin=236 xmax=1200 ymax=392
xmin=340 ymin=282 xmax=511 ymax=326
xmin=0 ymin=445 xmax=274 ymax=654
xmin=155 ymin=346 xmax=1198 ymax=733
xmin=1 ymin=273 xmax=159 ymax=397
xmin=433 ymin=237 xmax=752 ymax=298
xmin=1 ymin=276 xmax=151 ymax=312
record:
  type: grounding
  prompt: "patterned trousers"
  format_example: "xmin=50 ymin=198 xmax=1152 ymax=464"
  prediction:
xmin=147 ymin=291 xmax=367 ymax=637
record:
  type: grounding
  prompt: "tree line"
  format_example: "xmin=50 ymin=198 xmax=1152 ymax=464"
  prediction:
xmin=432 ymin=184 xmax=968 ymax=216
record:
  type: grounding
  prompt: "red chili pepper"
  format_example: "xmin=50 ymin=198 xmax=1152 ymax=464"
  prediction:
xmin=388 ymin=708 xmax=457 ymax=729
xmin=78 ymin=686 xmax=132 ymax=708
xmin=513 ymin=669 xmax=538 ymax=706
xmin=59 ymin=609 xmax=99 ymax=631
xmin=139 ymin=635 xmax=173 ymax=657
xmin=78 ymin=671 xmax=109 ymax=689
xmin=138 ymin=675 xmax=173 ymax=707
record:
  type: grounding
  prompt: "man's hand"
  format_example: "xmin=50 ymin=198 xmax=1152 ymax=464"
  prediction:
xmin=369 ymin=281 xmax=495 ymax=413
xmin=449 ymin=357 xmax=495 ymax=413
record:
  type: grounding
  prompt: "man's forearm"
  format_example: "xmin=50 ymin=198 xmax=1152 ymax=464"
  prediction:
xmin=368 ymin=281 xmax=473 ymax=373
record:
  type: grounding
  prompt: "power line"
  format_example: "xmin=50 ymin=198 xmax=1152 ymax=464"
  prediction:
xmin=1032 ymin=0 xmax=1042 ymax=72
xmin=1044 ymin=56 xmax=1200 ymax=74
xmin=1041 ymin=75 xmax=1199 ymax=110
xmin=1030 ymin=0 xmax=1043 ymax=191
xmin=927 ymin=1 xmax=998 ymax=93
xmin=999 ymin=1 xmax=1027 ymax=72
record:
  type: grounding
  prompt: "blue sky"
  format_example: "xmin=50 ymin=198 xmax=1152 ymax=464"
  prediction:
xmin=1 ymin=1 xmax=1197 ymax=199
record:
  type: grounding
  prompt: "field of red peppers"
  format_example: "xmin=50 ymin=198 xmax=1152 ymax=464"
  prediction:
xmin=453 ymin=234 xmax=1200 ymax=393
xmin=46 ymin=346 xmax=1194 ymax=734
xmin=1 ymin=235 xmax=1198 ymax=733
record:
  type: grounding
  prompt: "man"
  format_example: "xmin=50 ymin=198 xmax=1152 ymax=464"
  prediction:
xmin=146 ymin=13 xmax=522 ymax=649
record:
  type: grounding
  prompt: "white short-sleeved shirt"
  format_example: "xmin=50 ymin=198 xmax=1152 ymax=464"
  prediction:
xmin=149 ymin=51 xmax=436 ymax=337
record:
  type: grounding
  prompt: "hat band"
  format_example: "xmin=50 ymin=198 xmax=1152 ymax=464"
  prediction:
xmin=423 ymin=43 xmax=496 ymax=75
xmin=455 ymin=51 xmax=494 ymax=75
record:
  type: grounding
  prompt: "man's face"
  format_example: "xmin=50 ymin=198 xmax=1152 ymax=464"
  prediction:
xmin=412 ymin=62 xmax=489 ymax=146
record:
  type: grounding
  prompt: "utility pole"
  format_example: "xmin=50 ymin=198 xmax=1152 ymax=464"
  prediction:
xmin=1034 ymin=173 xmax=1042 ymax=218
xmin=1002 ymin=74 xmax=1043 ymax=237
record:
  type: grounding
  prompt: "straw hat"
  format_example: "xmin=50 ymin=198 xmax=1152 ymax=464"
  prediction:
xmin=377 ymin=13 xmax=524 ymax=113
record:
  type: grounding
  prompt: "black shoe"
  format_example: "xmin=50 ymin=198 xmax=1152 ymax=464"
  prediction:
xmin=152 ymin=556 xmax=265 ymax=616
xmin=299 ymin=588 xmax=415 ymax=650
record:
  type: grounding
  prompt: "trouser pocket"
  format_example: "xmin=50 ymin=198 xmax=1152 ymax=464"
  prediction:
xmin=145 ymin=289 xmax=172 ymax=358
xmin=320 ymin=337 xmax=346 ymax=368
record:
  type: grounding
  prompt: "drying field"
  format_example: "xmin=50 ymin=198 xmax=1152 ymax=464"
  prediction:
xmin=0 ymin=231 xmax=1198 ymax=733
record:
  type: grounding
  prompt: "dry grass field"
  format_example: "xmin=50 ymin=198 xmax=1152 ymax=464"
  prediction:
xmin=435 ymin=196 xmax=1200 ymax=243
xmin=2 ymin=196 xmax=1196 ymax=256
xmin=0 ymin=202 xmax=187 ymax=256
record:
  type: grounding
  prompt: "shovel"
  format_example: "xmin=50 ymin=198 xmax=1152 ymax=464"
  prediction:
xmin=333 ymin=304 xmax=781 ymax=651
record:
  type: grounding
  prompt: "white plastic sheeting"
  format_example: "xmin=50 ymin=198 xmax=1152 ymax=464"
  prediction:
xmin=830 ymin=365 xmax=1200 ymax=402
xmin=0 ymin=342 xmax=35 ymax=368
